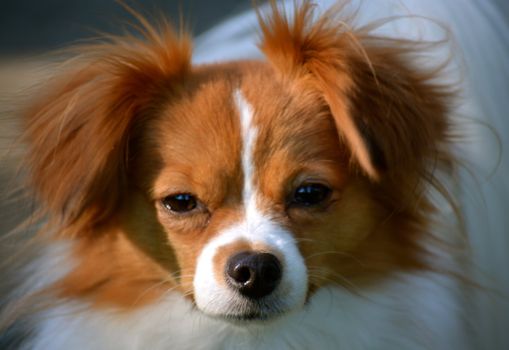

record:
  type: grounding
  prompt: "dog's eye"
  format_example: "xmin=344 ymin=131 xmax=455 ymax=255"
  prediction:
xmin=162 ymin=193 xmax=197 ymax=213
xmin=293 ymin=183 xmax=331 ymax=207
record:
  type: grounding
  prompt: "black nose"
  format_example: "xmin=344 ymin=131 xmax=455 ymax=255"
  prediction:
xmin=225 ymin=251 xmax=283 ymax=299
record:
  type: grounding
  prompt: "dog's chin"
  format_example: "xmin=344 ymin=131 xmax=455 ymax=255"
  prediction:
xmin=199 ymin=298 xmax=299 ymax=325
xmin=209 ymin=311 xmax=287 ymax=327
xmin=219 ymin=308 xmax=288 ymax=324
xmin=216 ymin=312 xmax=281 ymax=325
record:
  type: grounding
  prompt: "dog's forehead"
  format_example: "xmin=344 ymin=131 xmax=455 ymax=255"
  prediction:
xmin=150 ymin=63 xmax=342 ymax=193
xmin=238 ymin=76 xmax=343 ymax=167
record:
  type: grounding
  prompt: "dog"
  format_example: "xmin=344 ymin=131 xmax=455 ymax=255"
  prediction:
xmin=1 ymin=1 xmax=508 ymax=349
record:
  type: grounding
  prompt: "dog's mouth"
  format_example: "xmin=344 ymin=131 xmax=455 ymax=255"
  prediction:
xmin=204 ymin=295 xmax=292 ymax=323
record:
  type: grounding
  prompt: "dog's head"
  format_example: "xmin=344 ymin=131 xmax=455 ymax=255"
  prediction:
xmin=23 ymin=3 xmax=453 ymax=321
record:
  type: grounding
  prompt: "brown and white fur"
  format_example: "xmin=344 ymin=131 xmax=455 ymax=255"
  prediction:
xmin=2 ymin=1 xmax=509 ymax=349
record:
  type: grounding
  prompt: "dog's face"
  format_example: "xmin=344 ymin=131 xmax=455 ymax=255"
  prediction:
xmin=129 ymin=62 xmax=385 ymax=320
xmin=23 ymin=4 xmax=451 ymax=322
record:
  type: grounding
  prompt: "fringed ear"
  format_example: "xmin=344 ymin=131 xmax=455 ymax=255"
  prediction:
xmin=347 ymin=43 xmax=451 ymax=180
xmin=23 ymin=16 xmax=192 ymax=236
xmin=258 ymin=2 xmax=451 ymax=180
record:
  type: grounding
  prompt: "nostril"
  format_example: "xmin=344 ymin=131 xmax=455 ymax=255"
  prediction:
xmin=225 ymin=251 xmax=283 ymax=299
xmin=231 ymin=265 xmax=253 ymax=285
xmin=226 ymin=251 xmax=254 ymax=286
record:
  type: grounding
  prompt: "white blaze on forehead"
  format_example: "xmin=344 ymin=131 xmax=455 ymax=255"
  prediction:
xmin=193 ymin=89 xmax=307 ymax=317
xmin=234 ymin=88 xmax=257 ymax=210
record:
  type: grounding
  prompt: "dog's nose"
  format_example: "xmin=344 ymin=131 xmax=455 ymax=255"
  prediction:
xmin=226 ymin=251 xmax=282 ymax=299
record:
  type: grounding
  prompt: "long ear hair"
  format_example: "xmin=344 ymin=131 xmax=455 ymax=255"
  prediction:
xmin=258 ymin=1 xmax=454 ymax=182
xmin=22 ymin=14 xmax=192 ymax=237
xmin=257 ymin=1 xmax=460 ymax=274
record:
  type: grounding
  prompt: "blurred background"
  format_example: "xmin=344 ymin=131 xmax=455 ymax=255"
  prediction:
xmin=0 ymin=0 xmax=506 ymax=56
xmin=0 ymin=0 xmax=252 ymax=56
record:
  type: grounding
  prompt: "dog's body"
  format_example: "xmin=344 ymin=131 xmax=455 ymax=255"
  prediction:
xmin=1 ymin=1 xmax=509 ymax=349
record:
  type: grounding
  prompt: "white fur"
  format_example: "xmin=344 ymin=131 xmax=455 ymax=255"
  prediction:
xmin=235 ymin=88 xmax=256 ymax=203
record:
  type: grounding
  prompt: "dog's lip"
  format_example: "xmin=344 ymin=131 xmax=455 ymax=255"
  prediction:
xmin=196 ymin=296 xmax=290 ymax=324
xmin=210 ymin=309 xmax=286 ymax=324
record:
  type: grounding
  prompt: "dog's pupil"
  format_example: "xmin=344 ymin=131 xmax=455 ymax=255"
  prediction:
xmin=163 ymin=194 xmax=197 ymax=212
xmin=294 ymin=184 xmax=330 ymax=206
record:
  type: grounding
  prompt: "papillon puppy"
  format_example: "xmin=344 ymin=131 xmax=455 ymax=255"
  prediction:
xmin=1 ymin=1 xmax=508 ymax=349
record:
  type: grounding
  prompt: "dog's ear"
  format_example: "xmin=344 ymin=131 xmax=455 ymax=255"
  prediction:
xmin=259 ymin=2 xmax=451 ymax=180
xmin=23 ymin=21 xmax=192 ymax=235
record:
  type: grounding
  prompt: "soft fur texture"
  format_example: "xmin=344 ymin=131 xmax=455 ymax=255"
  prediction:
xmin=1 ymin=1 xmax=508 ymax=349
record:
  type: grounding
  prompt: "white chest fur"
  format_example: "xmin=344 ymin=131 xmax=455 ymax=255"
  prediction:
xmin=30 ymin=273 xmax=467 ymax=350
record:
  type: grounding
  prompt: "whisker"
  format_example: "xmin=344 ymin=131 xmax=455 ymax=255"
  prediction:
xmin=305 ymin=250 xmax=366 ymax=268
xmin=131 ymin=279 xmax=173 ymax=308
xmin=307 ymin=266 xmax=360 ymax=292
